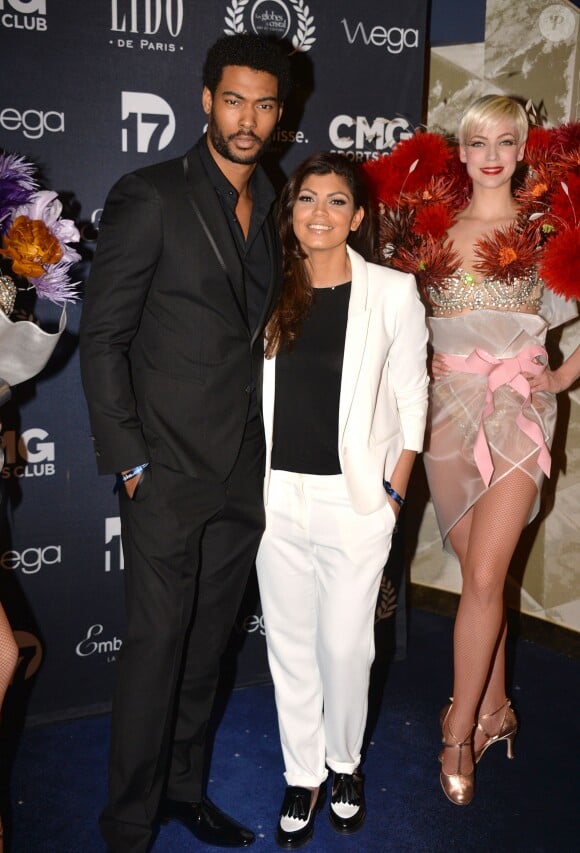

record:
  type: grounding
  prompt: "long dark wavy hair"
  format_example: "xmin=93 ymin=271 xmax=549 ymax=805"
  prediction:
xmin=265 ymin=152 xmax=376 ymax=357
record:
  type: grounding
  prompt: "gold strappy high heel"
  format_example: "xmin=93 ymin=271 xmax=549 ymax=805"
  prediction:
xmin=474 ymin=699 xmax=517 ymax=764
xmin=439 ymin=698 xmax=452 ymax=728
xmin=439 ymin=704 xmax=475 ymax=806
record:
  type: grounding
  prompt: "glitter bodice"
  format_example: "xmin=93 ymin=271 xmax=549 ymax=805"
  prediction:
xmin=427 ymin=269 xmax=543 ymax=317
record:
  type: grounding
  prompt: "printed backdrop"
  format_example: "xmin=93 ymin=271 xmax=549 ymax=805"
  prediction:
xmin=0 ymin=0 xmax=429 ymax=722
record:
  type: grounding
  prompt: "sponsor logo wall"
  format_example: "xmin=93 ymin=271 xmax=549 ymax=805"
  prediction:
xmin=0 ymin=0 xmax=428 ymax=723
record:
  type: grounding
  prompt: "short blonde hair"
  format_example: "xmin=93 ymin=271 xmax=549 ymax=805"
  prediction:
xmin=458 ymin=95 xmax=529 ymax=146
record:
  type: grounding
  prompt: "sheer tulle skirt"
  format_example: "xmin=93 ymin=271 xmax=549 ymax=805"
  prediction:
xmin=424 ymin=311 xmax=556 ymax=553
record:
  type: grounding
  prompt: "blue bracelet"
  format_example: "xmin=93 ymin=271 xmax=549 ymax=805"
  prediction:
xmin=114 ymin=462 xmax=150 ymax=493
xmin=121 ymin=463 xmax=150 ymax=483
xmin=383 ymin=480 xmax=405 ymax=508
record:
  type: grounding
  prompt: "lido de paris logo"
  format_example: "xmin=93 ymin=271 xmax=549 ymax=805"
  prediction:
xmin=224 ymin=0 xmax=316 ymax=52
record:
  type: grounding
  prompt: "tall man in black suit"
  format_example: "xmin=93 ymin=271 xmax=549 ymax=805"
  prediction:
xmin=80 ymin=34 xmax=291 ymax=853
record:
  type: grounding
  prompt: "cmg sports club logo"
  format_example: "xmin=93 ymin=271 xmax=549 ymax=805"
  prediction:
xmin=1 ymin=428 xmax=56 ymax=479
xmin=0 ymin=0 xmax=47 ymax=32
xmin=329 ymin=114 xmax=414 ymax=161
xmin=224 ymin=0 xmax=316 ymax=52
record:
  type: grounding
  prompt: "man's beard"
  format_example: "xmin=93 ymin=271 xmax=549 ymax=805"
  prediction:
xmin=208 ymin=117 xmax=269 ymax=165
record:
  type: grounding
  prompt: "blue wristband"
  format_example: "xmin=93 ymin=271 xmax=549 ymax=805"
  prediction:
xmin=383 ymin=480 xmax=405 ymax=508
xmin=121 ymin=463 xmax=150 ymax=483
xmin=114 ymin=463 xmax=150 ymax=493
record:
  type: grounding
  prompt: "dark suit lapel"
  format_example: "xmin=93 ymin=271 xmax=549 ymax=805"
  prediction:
xmin=182 ymin=149 xmax=248 ymax=326
xmin=251 ymin=210 xmax=281 ymax=346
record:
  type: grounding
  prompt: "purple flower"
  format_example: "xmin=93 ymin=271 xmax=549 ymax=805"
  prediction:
xmin=1 ymin=154 xmax=79 ymax=306
xmin=0 ymin=152 xmax=38 ymax=232
xmin=29 ymin=260 xmax=79 ymax=306
xmin=14 ymin=189 xmax=61 ymax=225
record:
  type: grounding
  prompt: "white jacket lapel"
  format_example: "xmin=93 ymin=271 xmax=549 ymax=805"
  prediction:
xmin=263 ymin=353 xmax=276 ymax=501
xmin=338 ymin=247 xmax=370 ymax=443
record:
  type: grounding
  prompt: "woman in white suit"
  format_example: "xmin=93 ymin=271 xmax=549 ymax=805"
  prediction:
xmin=256 ymin=152 xmax=429 ymax=848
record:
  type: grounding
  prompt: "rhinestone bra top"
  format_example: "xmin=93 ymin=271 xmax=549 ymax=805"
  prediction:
xmin=427 ymin=269 xmax=543 ymax=316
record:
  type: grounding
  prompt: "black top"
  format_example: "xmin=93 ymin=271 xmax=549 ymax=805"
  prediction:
xmin=272 ymin=282 xmax=351 ymax=475
xmin=198 ymin=136 xmax=275 ymax=335
xmin=198 ymin=136 xmax=275 ymax=421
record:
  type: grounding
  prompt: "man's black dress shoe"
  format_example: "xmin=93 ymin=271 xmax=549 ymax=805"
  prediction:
xmin=275 ymin=784 xmax=326 ymax=849
xmin=160 ymin=797 xmax=255 ymax=847
xmin=329 ymin=771 xmax=366 ymax=833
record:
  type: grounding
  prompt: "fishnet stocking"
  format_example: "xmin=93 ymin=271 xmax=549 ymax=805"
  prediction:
xmin=0 ymin=603 xmax=17 ymax=711
xmin=0 ymin=604 xmax=17 ymax=846
xmin=442 ymin=468 xmax=537 ymax=774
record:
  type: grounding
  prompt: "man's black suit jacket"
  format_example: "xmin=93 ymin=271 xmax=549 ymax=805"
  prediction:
xmin=80 ymin=140 xmax=282 ymax=480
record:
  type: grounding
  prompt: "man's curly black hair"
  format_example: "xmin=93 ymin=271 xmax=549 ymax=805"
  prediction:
xmin=202 ymin=33 xmax=292 ymax=101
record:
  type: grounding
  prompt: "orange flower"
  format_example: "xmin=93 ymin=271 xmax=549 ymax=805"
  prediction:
xmin=0 ymin=215 xmax=62 ymax=278
xmin=473 ymin=222 xmax=539 ymax=283
xmin=498 ymin=247 xmax=518 ymax=267
xmin=395 ymin=235 xmax=460 ymax=292
xmin=531 ymin=182 xmax=548 ymax=198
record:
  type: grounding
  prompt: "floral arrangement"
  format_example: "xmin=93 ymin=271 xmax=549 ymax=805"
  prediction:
xmin=362 ymin=121 xmax=580 ymax=301
xmin=0 ymin=152 xmax=79 ymax=389
xmin=0 ymin=152 xmax=80 ymax=314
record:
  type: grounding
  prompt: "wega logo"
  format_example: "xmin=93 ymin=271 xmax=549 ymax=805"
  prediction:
xmin=105 ymin=516 xmax=124 ymax=573
xmin=110 ymin=0 xmax=184 ymax=52
xmin=329 ymin=114 xmax=413 ymax=161
xmin=234 ymin=612 xmax=266 ymax=636
xmin=0 ymin=0 xmax=47 ymax=32
xmin=121 ymin=92 xmax=175 ymax=153
xmin=76 ymin=624 xmax=122 ymax=661
xmin=224 ymin=0 xmax=316 ymax=52
xmin=0 ymin=106 xmax=64 ymax=140
xmin=1 ymin=545 xmax=62 ymax=575
xmin=341 ymin=18 xmax=419 ymax=54
xmin=1 ymin=428 xmax=56 ymax=479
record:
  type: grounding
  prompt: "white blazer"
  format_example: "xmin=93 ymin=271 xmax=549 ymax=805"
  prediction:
xmin=263 ymin=246 xmax=429 ymax=515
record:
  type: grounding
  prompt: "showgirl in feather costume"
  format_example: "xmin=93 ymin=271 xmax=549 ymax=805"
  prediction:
xmin=364 ymin=96 xmax=579 ymax=806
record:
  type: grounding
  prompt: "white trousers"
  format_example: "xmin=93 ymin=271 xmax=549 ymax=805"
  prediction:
xmin=256 ymin=470 xmax=396 ymax=788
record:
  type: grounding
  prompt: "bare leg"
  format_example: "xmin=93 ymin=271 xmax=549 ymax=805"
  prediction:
xmin=480 ymin=619 xmax=507 ymax=713
xmin=448 ymin=506 xmax=509 ymax=755
xmin=442 ymin=469 xmax=537 ymax=775
xmin=448 ymin=505 xmax=509 ymax=723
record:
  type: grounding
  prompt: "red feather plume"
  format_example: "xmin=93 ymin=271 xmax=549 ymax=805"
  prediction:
xmin=538 ymin=227 xmax=580 ymax=299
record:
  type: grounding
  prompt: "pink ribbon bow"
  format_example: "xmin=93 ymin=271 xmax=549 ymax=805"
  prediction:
xmin=441 ymin=345 xmax=551 ymax=487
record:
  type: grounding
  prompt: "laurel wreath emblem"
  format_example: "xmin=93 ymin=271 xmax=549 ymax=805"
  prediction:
xmin=289 ymin=0 xmax=316 ymax=52
xmin=224 ymin=0 xmax=249 ymax=34
xmin=223 ymin=0 xmax=317 ymax=53
xmin=375 ymin=577 xmax=397 ymax=624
